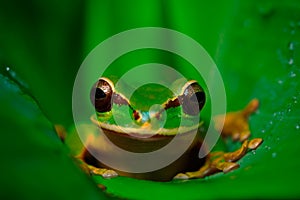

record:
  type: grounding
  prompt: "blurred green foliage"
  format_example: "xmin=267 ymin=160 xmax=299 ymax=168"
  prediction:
xmin=0 ymin=0 xmax=300 ymax=199
xmin=0 ymin=0 xmax=85 ymax=127
xmin=0 ymin=73 xmax=110 ymax=199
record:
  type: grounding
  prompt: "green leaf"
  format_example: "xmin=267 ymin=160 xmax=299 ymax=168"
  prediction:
xmin=0 ymin=72 xmax=110 ymax=199
xmin=85 ymin=1 xmax=300 ymax=199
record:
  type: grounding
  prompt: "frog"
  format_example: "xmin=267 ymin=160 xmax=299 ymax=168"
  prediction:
xmin=73 ymin=77 xmax=263 ymax=181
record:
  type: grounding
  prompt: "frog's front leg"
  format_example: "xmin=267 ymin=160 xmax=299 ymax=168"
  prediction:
xmin=174 ymin=99 xmax=263 ymax=180
xmin=214 ymin=98 xmax=260 ymax=141
xmin=55 ymin=125 xmax=119 ymax=179
xmin=76 ymin=148 xmax=119 ymax=179
xmin=174 ymin=138 xmax=262 ymax=179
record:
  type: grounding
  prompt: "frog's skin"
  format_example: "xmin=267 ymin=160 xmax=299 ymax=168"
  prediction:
xmin=76 ymin=77 xmax=262 ymax=181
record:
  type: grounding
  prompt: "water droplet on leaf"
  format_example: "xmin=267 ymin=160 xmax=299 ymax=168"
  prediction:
xmin=289 ymin=71 xmax=296 ymax=77
xmin=288 ymin=42 xmax=295 ymax=51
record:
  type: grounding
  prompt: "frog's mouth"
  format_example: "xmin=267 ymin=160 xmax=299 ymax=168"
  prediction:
xmin=90 ymin=114 xmax=203 ymax=137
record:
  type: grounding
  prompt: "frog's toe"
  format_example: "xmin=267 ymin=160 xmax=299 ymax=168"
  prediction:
xmin=231 ymin=131 xmax=250 ymax=141
xmin=223 ymin=140 xmax=248 ymax=162
xmin=90 ymin=167 xmax=106 ymax=175
xmin=221 ymin=162 xmax=240 ymax=173
xmin=89 ymin=166 xmax=118 ymax=178
xmin=248 ymin=138 xmax=263 ymax=150
xmin=102 ymin=170 xmax=118 ymax=179
xmin=239 ymin=130 xmax=250 ymax=142
xmin=173 ymin=173 xmax=189 ymax=180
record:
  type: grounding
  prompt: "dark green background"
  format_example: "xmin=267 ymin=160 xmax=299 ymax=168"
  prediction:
xmin=0 ymin=0 xmax=300 ymax=199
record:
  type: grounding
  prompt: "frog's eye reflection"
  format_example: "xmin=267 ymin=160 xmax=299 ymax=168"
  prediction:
xmin=90 ymin=78 xmax=114 ymax=113
xmin=95 ymin=88 xmax=106 ymax=99
xmin=180 ymin=81 xmax=206 ymax=116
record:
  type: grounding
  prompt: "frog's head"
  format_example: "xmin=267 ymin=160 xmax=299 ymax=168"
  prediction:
xmin=88 ymin=77 xmax=207 ymax=181
xmin=90 ymin=77 xmax=206 ymax=136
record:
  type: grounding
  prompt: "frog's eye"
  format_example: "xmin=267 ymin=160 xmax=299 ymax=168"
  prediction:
xmin=180 ymin=81 xmax=206 ymax=116
xmin=90 ymin=78 xmax=114 ymax=112
xmin=162 ymin=80 xmax=206 ymax=116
